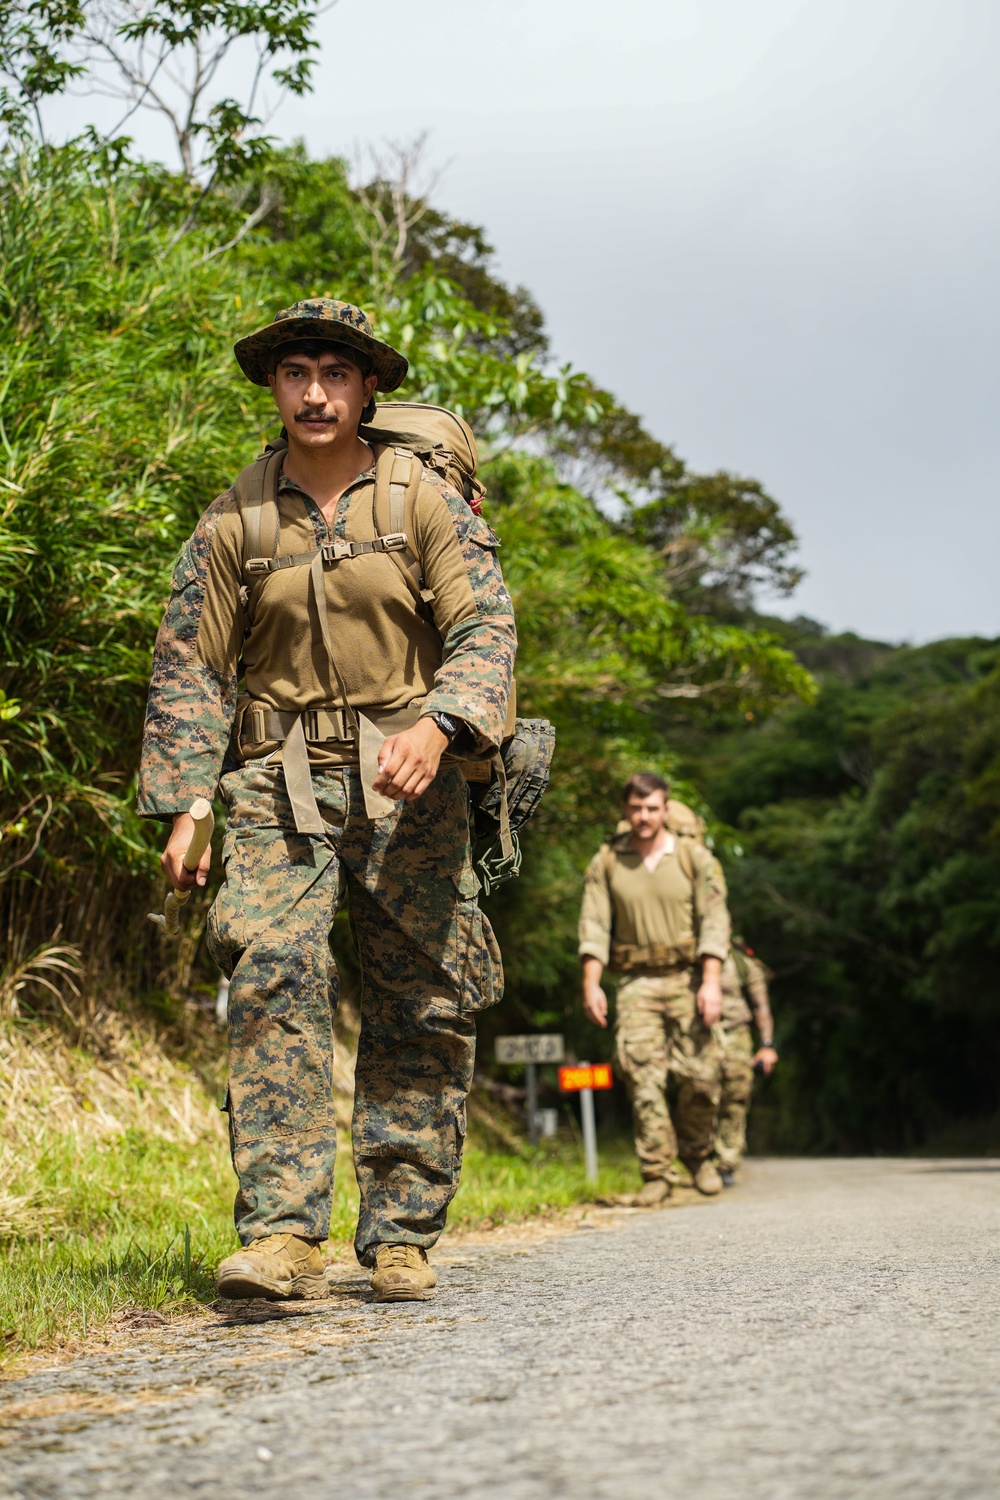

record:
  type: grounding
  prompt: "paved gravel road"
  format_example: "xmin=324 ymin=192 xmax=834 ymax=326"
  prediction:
xmin=2 ymin=1158 xmax=999 ymax=1499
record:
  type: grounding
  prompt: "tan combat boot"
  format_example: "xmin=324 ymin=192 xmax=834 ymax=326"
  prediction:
xmin=629 ymin=1178 xmax=672 ymax=1208
xmin=370 ymin=1244 xmax=437 ymax=1303
xmin=692 ymin=1159 xmax=723 ymax=1196
xmin=216 ymin=1233 xmax=328 ymax=1301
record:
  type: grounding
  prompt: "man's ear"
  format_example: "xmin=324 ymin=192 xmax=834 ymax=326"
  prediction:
xmin=363 ymin=373 xmax=378 ymax=403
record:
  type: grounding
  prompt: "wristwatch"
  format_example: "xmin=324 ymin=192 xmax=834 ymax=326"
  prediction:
xmin=428 ymin=711 xmax=462 ymax=743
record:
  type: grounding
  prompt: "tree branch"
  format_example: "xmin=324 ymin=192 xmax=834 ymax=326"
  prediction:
xmin=198 ymin=182 xmax=278 ymax=261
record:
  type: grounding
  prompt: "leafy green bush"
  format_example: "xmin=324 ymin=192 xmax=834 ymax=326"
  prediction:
xmin=690 ymin=632 xmax=1000 ymax=1151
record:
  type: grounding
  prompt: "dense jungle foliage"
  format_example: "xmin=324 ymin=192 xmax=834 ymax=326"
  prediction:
xmin=679 ymin=623 xmax=1000 ymax=1154
xmin=1 ymin=2 xmax=997 ymax=1155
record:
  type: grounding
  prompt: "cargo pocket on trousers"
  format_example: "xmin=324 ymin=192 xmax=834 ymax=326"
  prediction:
xmin=616 ymin=1032 xmax=658 ymax=1077
xmin=457 ymin=899 xmax=504 ymax=1014
xmin=206 ymin=830 xmax=249 ymax=977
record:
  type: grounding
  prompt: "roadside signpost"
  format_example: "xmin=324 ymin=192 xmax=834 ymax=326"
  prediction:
xmin=495 ymin=1035 xmax=566 ymax=1065
xmin=495 ymin=1034 xmax=565 ymax=1146
xmin=558 ymin=1061 xmax=613 ymax=1183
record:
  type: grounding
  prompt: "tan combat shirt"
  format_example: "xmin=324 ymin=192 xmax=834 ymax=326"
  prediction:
xmin=578 ymin=833 xmax=731 ymax=971
xmin=139 ymin=458 xmax=516 ymax=817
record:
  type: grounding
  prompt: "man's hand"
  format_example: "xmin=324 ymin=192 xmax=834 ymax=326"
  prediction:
xmin=752 ymin=1045 xmax=778 ymax=1075
xmin=697 ymin=956 xmax=723 ymax=1026
xmin=373 ymin=717 xmax=448 ymax=802
xmin=581 ymin=955 xmax=609 ymax=1028
xmin=161 ymin=812 xmax=211 ymax=891
xmin=583 ymin=983 xmax=609 ymax=1028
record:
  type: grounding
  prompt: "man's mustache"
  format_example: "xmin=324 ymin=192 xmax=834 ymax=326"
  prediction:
xmin=294 ymin=409 xmax=338 ymax=422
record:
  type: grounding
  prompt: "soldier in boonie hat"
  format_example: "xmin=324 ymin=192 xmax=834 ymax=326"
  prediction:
xmin=140 ymin=287 xmax=517 ymax=1309
xmin=234 ymin=297 xmax=409 ymax=391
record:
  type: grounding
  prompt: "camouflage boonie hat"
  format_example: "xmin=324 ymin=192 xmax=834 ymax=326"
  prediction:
xmin=234 ymin=298 xmax=408 ymax=391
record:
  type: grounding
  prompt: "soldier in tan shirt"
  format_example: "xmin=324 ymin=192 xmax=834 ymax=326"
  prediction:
xmin=714 ymin=941 xmax=778 ymax=1183
xmin=142 ymin=300 xmax=516 ymax=1304
xmin=579 ymin=772 xmax=731 ymax=1204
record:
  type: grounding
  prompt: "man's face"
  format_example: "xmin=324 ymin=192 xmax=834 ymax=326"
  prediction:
xmin=623 ymin=790 xmax=668 ymax=841
xmin=268 ymin=350 xmax=378 ymax=449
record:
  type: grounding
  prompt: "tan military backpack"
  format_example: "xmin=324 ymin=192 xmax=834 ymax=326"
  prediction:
xmin=360 ymin=401 xmax=487 ymax=514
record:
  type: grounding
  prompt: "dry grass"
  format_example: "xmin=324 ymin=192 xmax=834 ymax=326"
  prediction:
xmin=1 ymin=1013 xmax=225 ymax=1147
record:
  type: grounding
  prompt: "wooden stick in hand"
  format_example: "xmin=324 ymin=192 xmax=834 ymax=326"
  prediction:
xmin=148 ymin=797 xmax=215 ymax=938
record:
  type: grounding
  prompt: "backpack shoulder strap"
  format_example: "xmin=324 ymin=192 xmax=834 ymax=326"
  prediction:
xmin=675 ymin=834 xmax=699 ymax=884
xmin=235 ymin=441 xmax=286 ymax=572
xmin=601 ymin=837 xmax=629 ymax=881
xmin=372 ymin=444 xmax=436 ymax=614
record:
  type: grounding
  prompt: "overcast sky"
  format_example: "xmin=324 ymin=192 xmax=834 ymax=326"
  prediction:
xmin=53 ymin=0 xmax=1000 ymax=643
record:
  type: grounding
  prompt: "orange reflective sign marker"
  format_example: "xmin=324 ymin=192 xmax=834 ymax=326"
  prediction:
xmin=558 ymin=1063 xmax=613 ymax=1093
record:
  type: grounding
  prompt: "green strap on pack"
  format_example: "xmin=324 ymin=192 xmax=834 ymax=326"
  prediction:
xmin=240 ymin=442 xmax=285 ymax=579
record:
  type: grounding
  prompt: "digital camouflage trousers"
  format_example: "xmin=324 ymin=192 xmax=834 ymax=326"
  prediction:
xmin=714 ymin=1024 xmax=755 ymax=1171
xmin=614 ymin=971 xmax=721 ymax=1182
xmin=207 ymin=760 xmax=501 ymax=1266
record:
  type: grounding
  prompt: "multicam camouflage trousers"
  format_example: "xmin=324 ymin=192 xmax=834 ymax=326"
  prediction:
xmin=714 ymin=1024 xmax=755 ymax=1171
xmin=614 ymin=971 xmax=721 ymax=1182
xmin=207 ymin=760 xmax=501 ymax=1266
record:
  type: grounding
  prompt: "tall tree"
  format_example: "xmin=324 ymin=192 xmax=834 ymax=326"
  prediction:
xmin=1 ymin=0 xmax=322 ymax=187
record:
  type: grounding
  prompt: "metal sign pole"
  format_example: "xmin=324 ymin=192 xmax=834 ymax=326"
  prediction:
xmin=578 ymin=1061 xmax=599 ymax=1184
xmin=526 ymin=1060 xmax=539 ymax=1147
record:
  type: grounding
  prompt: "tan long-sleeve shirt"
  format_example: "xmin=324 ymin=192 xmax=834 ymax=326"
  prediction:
xmin=578 ymin=833 xmax=731 ymax=972
xmin=139 ymin=459 xmax=516 ymax=818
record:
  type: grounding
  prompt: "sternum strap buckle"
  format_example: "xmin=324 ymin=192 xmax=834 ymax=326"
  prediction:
xmin=319 ymin=533 xmax=409 ymax=565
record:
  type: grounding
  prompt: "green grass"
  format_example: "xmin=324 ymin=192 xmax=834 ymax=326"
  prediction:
xmin=0 ymin=1120 xmax=640 ymax=1366
xmin=451 ymin=1139 xmax=640 ymax=1227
